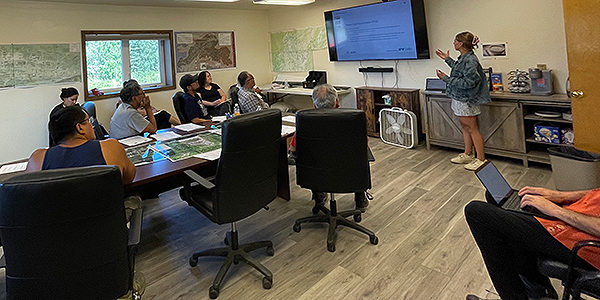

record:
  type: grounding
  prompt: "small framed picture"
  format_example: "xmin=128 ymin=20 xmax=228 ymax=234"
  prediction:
xmin=481 ymin=42 xmax=508 ymax=59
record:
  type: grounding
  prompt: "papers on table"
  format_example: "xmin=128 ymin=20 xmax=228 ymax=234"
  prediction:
xmin=281 ymin=125 xmax=296 ymax=136
xmin=282 ymin=115 xmax=296 ymax=123
xmin=211 ymin=116 xmax=227 ymax=122
xmin=118 ymin=136 xmax=153 ymax=147
xmin=150 ymin=131 xmax=182 ymax=141
xmin=174 ymin=123 xmax=204 ymax=132
xmin=0 ymin=162 xmax=27 ymax=174
xmin=193 ymin=149 xmax=222 ymax=161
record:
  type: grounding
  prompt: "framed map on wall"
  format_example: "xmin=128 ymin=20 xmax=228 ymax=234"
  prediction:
xmin=175 ymin=31 xmax=236 ymax=73
xmin=269 ymin=26 xmax=327 ymax=72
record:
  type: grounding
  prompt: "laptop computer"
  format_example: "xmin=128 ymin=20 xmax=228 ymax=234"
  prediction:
xmin=474 ymin=160 xmax=556 ymax=219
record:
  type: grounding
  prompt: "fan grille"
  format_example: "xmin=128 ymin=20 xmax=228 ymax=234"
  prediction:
xmin=379 ymin=108 xmax=417 ymax=148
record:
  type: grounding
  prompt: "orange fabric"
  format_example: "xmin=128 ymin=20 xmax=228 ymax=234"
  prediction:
xmin=536 ymin=188 xmax=600 ymax=269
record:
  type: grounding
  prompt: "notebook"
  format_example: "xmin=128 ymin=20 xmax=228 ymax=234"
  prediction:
xmin=474 ymin=160 xmax=555 ymax=219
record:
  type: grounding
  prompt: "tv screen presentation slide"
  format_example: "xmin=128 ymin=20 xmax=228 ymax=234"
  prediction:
xmin=330 ymin=0 xmax=417 ymax=61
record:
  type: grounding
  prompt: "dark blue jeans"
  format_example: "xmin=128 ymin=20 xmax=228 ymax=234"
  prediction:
xmin=465 ymin=201 xmax=594 ymax=300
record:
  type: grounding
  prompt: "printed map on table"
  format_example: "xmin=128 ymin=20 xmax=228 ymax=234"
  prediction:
xmin=125 ymin=144 xmax=166 ymax=166
xmin=157 ymin=132 xmax=222 ymax=162
xmin=269 ymin=26 xmax=327 ymax=72
xmin=1 ymin=44 xmax=81 ymax=87
xmin=175 ymin=32 xmax=236 ymax=72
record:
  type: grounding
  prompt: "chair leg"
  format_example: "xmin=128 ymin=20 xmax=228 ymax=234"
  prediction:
xmin=189 ymin=224 xmax=274 ymax=299
xmin=293 ymin=196 xmax=378 ymax=252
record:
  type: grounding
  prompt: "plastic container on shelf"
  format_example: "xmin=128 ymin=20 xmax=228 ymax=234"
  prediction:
xmin=548 ymin=146 xmax=600 ymax=191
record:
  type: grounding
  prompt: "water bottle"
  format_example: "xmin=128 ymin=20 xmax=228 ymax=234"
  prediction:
xmin=284 ymin=79 xmax=288 ymax=89
xmin=234 ymin=104 xmax=240 ymax=116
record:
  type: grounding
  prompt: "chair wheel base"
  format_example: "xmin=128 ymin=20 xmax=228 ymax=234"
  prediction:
xmin=224 ymin=237 xmax=229 ymax=245
xmin=370 ymin=236 xmax=378 ymax=245
xmin=293 ymin=223 xmax=301 ymax=232
xmin=266 ymin=245 xmax=274 ymax=256
xmin=353 ymin=214 xmax=362 ymax=222
xmin=262 ymin=277 xmax=272 ymax=289
xmin=189 ymin=257 xmax=198 ymax=267
xmin=209 ymin=286 xmax=219 ymax=299
xmin=312 ymin=206 xmax=321 ymax=214
xmin=327 ymin=243 xmax=335 ymax=252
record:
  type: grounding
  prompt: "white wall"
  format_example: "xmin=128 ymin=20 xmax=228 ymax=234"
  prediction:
xmin=0 ymin=0 xmax=271 ymax=164
xmin=267 ymin=0 xmax=568 ymax=108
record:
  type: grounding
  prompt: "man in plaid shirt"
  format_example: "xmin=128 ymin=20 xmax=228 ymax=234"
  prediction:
xmin=237 ymin=71 xmax=269 ymax=113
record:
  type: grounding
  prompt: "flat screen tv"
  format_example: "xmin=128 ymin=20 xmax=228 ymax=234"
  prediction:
xmin=324 ymin=0 xmax=430 ymax=61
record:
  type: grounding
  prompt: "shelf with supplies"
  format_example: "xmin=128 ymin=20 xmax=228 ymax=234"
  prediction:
xmin=356 ymin=86 xmax=421 ymax=138
xmin=422 ymin=91 xmax=571 ymax=167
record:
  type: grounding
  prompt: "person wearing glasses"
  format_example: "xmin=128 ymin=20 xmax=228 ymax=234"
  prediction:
xmin=27 ymin=106 xmax=136 ymax=185
xmin=109 ymin=81 xmax=157 ymax=139
xmin=237 ymin=71 xmax=269 ymax=113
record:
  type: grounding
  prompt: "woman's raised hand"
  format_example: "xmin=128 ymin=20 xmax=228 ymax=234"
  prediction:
xmin=435 ymin=49 xmax=450 ymax=60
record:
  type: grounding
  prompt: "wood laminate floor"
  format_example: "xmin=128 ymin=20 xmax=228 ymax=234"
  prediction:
xmin=0 ymin=139 xmax=561 ymax=299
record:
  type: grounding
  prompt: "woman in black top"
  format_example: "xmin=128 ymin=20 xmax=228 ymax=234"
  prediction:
xmin=49 ymin=87 xmax=79 ymax=146
xmin=197 ymin=71 xmax=231 ymax=116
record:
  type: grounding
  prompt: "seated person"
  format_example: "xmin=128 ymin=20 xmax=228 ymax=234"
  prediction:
xmin=27 ymin=106 xmax=136 ymax=185
xmin=179 ymin=73 xmax=212 ymax=125
xmin=237 ymin=71 xmax=269 ymax=113
xmin=138 ymin=106 xmax=180 ymax=129
xmin=289 ymin=84 xmax=369 ymax=212
xmin=49 ymin=87 xmax=79 ymax=146
xmin=196 ymin=71 xmax=231 ymax=116
xmin=119 ymin=79 xmax=180 ymax=130
xmin=465 ymin=186 xmax=600 ymax=300
xmin=109 ymin=81 xmax=157 ymax=139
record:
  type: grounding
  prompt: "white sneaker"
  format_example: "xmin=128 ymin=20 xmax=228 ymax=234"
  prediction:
xmin=451 ymin=153 xmax=474 ymax=164
xmin=464 ymin=159 xmax=487 ymax=171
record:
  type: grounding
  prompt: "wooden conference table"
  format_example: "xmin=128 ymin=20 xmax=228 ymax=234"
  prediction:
xmin=0 ymin=121 xmax=294 ymax=201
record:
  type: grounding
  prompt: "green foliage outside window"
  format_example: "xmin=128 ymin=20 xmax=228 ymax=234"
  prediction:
xmin=130 ymin=40 xmax=161 ymax=85
xmin=85 ymin=40 xmax=123 ymax=90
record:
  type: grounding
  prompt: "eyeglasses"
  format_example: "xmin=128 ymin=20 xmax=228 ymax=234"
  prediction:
xmin=78 ymin=117 xmax=90 ymax=125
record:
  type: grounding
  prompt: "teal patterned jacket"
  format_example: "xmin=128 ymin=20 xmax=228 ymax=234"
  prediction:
xmin=442 ymin=51 xmax=491 ymax=105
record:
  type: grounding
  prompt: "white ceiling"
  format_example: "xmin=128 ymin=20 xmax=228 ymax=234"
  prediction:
xmin=9 ymin=0 xmax=320 ymax=10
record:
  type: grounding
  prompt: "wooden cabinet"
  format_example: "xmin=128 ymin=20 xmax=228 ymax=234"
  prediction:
xmin=356 ymin=87 xmax=421 ymax=137
xmin=423 ymin=91 xmax=571 ymax=167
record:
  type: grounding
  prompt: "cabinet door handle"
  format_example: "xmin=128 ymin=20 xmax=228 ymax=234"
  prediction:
xmin=570 ymin=90 xmax=584 ymax=98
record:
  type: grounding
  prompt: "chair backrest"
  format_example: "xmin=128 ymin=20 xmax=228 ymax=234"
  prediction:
xmin=82 ymin=101 xmax=109 ymax=140
xmin=172 ymin=91 xmax=191 ymax=123
xmin=0 ymin=166 xmax=129 ymax=300
xmin=295 ymin=108 xmax=370 ymax=193
xmin=213 ymin=109 xmax=282 ymax=224
xmin=228 ymin=84 xmax=240 ymax=112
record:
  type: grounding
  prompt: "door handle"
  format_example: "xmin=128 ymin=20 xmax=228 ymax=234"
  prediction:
xmin=570 ymin=90 xmax=584 ymax=98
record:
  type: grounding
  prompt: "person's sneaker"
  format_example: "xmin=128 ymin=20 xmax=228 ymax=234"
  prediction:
xmin=464 ymin=159 xmax=487 ymax=171
xmin=355 ymin=192 xmax=369 ymax=212
xmin=451 ymin=153 xmax=475 ymax=164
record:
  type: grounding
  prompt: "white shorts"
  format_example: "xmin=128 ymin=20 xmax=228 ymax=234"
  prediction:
xmin=451 ymin=99 xmax=481 ymax=117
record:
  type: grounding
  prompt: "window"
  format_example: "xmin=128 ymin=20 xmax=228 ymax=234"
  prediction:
xmin=81 ymin=30 xmax=176 ymax=100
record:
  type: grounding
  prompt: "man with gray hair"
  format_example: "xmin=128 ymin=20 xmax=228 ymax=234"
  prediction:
xmin=109 ymin=81 xmax=157 ymax=139
xmin=288 ymin=84 xmax=370 ymax=212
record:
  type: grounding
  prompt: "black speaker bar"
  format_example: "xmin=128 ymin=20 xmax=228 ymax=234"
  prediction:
xmin=358 ymin=67 xmax=394 ymax=73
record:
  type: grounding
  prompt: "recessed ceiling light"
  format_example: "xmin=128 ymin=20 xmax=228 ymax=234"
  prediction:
xmin=253 ymin=0 xmax=315 ymax=5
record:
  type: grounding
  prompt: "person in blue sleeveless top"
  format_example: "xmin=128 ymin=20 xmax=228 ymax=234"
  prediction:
xmin=27 ymin=106 xmax=136 ymax=184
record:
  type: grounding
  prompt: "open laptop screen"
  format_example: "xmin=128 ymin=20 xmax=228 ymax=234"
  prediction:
xmin=475 ymin=161 xmax=512 ymax=203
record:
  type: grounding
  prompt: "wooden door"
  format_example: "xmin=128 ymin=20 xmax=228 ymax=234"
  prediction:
xmin=563 ymin=1 xmax=600 ymax=153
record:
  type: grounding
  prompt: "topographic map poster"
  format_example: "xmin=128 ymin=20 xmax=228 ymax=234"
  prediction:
xmin=270 ymin=26 xmax=327 ymax=72
xmin=175 ymin=31 xmax=236 ymax=72
xmin=0 ymin=43 xmax=81 ymax=88
xmin=0 ymin=45 xmax=13 ymax=88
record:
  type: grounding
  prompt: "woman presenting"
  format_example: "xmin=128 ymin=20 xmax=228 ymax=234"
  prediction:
xmin=196 ymin=71 xmax=231 ymax=116
xmin=436 ymin=31 xmax=491 ymax=171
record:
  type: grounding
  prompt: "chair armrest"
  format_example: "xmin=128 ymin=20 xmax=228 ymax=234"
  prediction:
xmin=128 ymin=208 xmax=143 ymax=247
xmin=573 ymin=240 xmax=600 ymax=255
xmin=563 ymin=240 xmax=600 ymax=296
xmin=183 ymin=170 xmax=215 ymax=189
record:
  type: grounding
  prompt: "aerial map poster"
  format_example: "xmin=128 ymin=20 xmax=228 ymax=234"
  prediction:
xmin=0 ymin=43 xmax=81 ymax=88
xmin=175 ymin=31 xmax=236 ymax=72
xmin=269 ymin=26 xmax=327 ymax=72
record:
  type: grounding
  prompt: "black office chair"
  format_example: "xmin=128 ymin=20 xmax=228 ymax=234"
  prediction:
xmin=82 ymin=101 xmax=109 ymax=140
xmin=539 ymin=240 xmax=600 ymax=300
xmin=172 ymin=91 xmax=191 ymax=123
xmin=0 ymin=166 xmax=143 ymax=300
xmin=179 ymin=109 xmax=282 ymax=299
xmin=292 ymin=108 xmax=378 ymax=252
xmin=228 ymin=85 xmax=240 ymax=113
